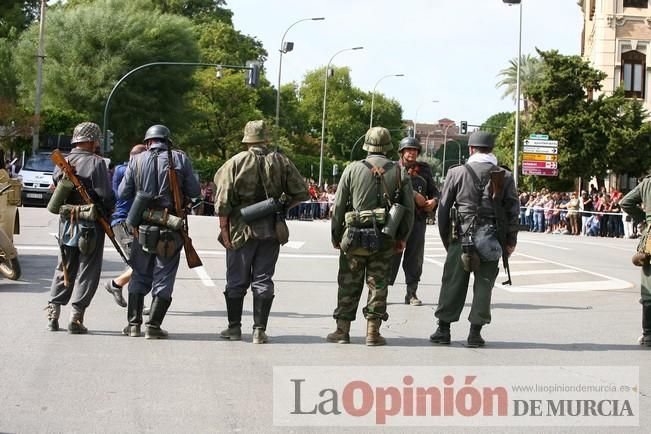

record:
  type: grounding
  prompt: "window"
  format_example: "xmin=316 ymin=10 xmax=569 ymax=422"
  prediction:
xmin=621 ymin=50 xmax=646 ymax=98
xmin=624 ymin=0 xmax=647 ymax=8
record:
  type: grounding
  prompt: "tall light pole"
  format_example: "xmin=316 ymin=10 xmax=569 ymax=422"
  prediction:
xmin=275 ymin=17 xmax=325 ymax=131
xmin=32 ymin=0 xmax=46 ymax=154
xmin=504 ymin=0 xmax=523 ymax=188
xmin=319 ymin=46 xmax=363 ymax=186
xmin=413 ymin=99 xmax=438 ymax=140
xmin=369 ymin=73 xmax=404 ymax=128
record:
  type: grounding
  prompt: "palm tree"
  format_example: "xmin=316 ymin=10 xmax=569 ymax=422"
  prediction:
xmin=496 ymin=55 xmax=543 ymax=116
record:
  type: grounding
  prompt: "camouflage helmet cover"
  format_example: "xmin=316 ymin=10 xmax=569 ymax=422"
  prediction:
xmin=398 ymin=136 xmax=421 ymax=153
xmin=71 ymin=122 xmax=101 ymax=145
xmin=468 ymin=131 xmax=495 ymax=148
xmin=242 ymin=120 xmax=268 ymax=144
xmin=362 ymin=126 xmax=392 ymax=152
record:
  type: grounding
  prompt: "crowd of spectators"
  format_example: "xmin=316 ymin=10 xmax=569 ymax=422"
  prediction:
xmin=519 ymin=185 xmax=637 ymax=238
xmin=286 ymin=180 xmax=337 ymax=220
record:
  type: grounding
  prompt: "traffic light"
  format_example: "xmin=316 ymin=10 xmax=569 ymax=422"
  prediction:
xmin=460 ymin=121 xmax=468 ymax=135
xmin=245 ymin=60 xmax=260 ymax=87
xmin=105 ymin=129 xmax=114 ymax=153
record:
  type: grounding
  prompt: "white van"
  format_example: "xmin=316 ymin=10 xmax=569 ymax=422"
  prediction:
xmin=19 ymin=153 xmax=55 ymax=206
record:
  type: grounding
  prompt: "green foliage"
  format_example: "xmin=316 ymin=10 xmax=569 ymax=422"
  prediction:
xmin=41 ymin=107 xmax=86 ymax=135
xmin=192 ymin=155 xmax=225 ymax=182
xmin=0 ymin=37 xmax=18 ymax=102
xmin=496 ymin=54 xmax=543 ymax=114
xmin=0 ymin=0 xmax=39 ymax=39
xmin=14 ymin=0 xmax=199 ymax=159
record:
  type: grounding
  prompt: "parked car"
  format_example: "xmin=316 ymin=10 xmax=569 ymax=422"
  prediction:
xmin=19 ymin=152 xmax=56 ymax=207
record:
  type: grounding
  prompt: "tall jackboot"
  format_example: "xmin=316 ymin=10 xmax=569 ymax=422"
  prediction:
xmin=122 ymin=293 xmax=144 ymax=337
xmin=68 ymin=305 xmax=88 ymax=334
xmin=641 ymin=304 xmax=651 ymax=347
xmin=429 ymin=320 xmax=451 ymax=345
xmin=466 ymin=324 xmax=486 ymax=348
xmin=145 ymin=297 xmax=172 ymax=340
xmin=46 ymin=303 xmax=60 ymax=332
xmin=326 ymin=319 xmax=351 ymax=344
xmin=220 ymin=293 xmax=244 ymax=341
xmin=405 ymin=285 xmax=422 ymax=306
xmin=252 ymin=295 xmax=274 ymax=344
xmin=366 ymin=319 xmax=386 ymax=346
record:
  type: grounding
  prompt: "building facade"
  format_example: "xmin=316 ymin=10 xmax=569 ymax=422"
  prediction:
xmin=580 ymin=0 xmax=651 ymax=112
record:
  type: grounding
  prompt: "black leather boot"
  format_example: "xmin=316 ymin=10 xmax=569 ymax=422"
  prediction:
xmin=467 ymin=324 xmax=485 ymax=348
xmin=429 ymin=320 xmax=451 ymax=345
xmin=123 ymin=293 xmax=144 ymax=337
xmin=642 ymin=304 xmax=651 ymax=347
xmin=252 ymin=295 xmax=274 ymax=344
xmin=220 ymin=293 xmax=244 ymax=341
xmin=145 ymin=297 xmax=172 ymax=339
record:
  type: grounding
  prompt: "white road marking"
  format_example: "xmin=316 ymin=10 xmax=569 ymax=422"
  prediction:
xmin=517 ymin=239 xmax=571 ymax=250
xmin=193 ymin=266 xmax=216 ymax=287
xmin=508 ymin=260 xmax=544 ymax=265
xmin=424 ymin=247 xmax=446 ymax=251
xmin=500 ymin=269 xmax=578 ymax=277
xmin=283 ymin=241 xmax=305 ymax=249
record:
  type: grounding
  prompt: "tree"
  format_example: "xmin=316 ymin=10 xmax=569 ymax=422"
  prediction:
xmin=496 ymin=54 xmax=543 ymax=115
xmin=13 ymin=0 xmax=199 ymax=157
xmin=0 ymin=0 xmax=39 ymax=39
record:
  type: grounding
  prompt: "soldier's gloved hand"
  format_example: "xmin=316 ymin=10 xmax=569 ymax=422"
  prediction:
xmin=394 ymin=239 xmax=406 ymax=253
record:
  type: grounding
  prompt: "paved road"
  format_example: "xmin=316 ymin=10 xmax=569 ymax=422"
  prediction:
xmin=0 ymin=207 xmax=649 ymax=433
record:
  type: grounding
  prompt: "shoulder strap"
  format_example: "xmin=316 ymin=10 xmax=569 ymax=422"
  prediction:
xmin=464 ymin=163 xmax=493 ymax=213
xmin=251 ymin=150 xmax=270 ymax=200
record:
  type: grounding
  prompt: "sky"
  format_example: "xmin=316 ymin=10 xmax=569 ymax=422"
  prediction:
xmin=227 ymin=0 xmax=584 ymax=127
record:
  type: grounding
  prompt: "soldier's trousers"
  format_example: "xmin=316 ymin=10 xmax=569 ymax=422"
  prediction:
xmin=49 ymin=230 xmax=105 ymax=311
xmin=640 ymin=262 xmax=651 ymax=305
xmin=225 ymin=238 xmax=279 ymax=299
xmin=333 ymin=246 xmax=394 ymax=321
xmin=389 ymin=218 xmax=426 ymax=289
xmin=128 ymin=238 xmax=181 ymax=300
xmin=435 ymin=241 xmax=499 ymax=326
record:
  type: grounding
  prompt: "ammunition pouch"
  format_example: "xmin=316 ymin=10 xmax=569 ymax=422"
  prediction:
xmin=381 ymin=203 xmax=407 ymax=239
xmin=127 ymin=191 xmax=154 ymax=228
xmin=473 ymin=223 xmax=502 ymax=262
xmin=138 ymin=224 xmax=160 ymax=255
xmin=344 ymin=208 xmax=386 ymax=228
xmin=248 ymin=215 xmax=276 ymax=240
xmin=156 ymin=228 xmax=182 ymax=259
xmin=59 ymin=204 xmax=97 ymax=221
xmin=142 ymin=208 xmax=183 ymax=231
xmin=47 ymin=179 xmax=74 ymax=214
xmin=240 ymin=198 xmax=283 ymax=225
xmin=341 ymin=226 xmax=381 ymax=257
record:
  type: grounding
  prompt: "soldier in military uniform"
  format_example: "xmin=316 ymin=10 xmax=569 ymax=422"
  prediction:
xmin=430 ymin=131 xmax=519 ymax=347
xmin=620 ymin=179 xmax=651 ymax=347
xmin=118 ymin=125 xmax=201 ymax=339
xmin=46 ymin=122 xmax=115 ymax=333
xmin=327 ymin=127 xmax=414 ymax=346
xmin=214 ymin=120 xmax=308 ymax=344
xmin=388 ymin=137 xmax=438 ymax=306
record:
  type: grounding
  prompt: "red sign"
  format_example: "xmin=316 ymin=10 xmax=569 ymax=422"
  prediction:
xmin=522 ymin=160 xmax=557 ymax=169
xmin=522 ymin=168 xmax=559 ymax=177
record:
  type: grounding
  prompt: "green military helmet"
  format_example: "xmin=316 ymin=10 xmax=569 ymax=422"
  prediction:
xmin=468 ymin=131 xmax=495 ymax=148
xmin=71 ymin=122 xmax=101 ymax=144
xmin=362 ymin=126 xmax=392 ymax=153
xmin=242 ymin=120 xmax=268 ymax=144
xmin=398 ymin=137 xmax=421 ymax=153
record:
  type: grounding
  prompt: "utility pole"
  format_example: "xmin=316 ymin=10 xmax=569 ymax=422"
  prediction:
xmin=32 ymin=0 xmax=46 ymax=154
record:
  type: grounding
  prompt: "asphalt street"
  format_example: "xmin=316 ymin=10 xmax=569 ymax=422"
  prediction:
xmin=0 ymin=207 xmax=649 ymax=433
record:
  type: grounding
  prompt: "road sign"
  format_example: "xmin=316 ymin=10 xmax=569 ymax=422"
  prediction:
xmin=522 ymin=160 xmax=557 ymax=169
xmin=529 ymin=134 xmax=549 ymax=140
xmin=523 ymin=139 xmax=558 ymax=148
xmin=523 ymin=153 xmax=557 ymax=162
xmin=522 ymin=168 xmax=559 ymax=177
xmin=523 ymin=146 xmax=557 ymax=154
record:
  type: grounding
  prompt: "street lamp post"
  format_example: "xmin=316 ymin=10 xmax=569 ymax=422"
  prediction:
xmin=369 ymin=73 xmax=404 ymax=128
xmin=103 ymin=61 xmax=259 ymax=154
xmin=275 ymin=17 xmax=325 ymax=131
xmin=504 ymin=0 xmax=523 ymax=187
xmin=319 ymin=46 xmax=363 ymax=186
xmin=413 ymin=99 xmax=438 ymax=140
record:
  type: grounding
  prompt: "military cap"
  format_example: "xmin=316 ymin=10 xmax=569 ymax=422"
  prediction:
xmin=362 ymin=126 xmax=392 ymax=153
xmin=71 ymin=122 xmax=101 ymax=145
xmin=242 ymin=120 xmax=268 ymax=144
xmin=468 ymin=131 xmax=495 ymax=148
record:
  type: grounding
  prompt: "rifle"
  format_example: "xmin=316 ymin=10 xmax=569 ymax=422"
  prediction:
xmin=166 ymin=146 xmax=202 ymax=269
xmin=490 ymin=169 xmax=512 ymax=285
xmin=50 ymin=149 xmax=130 ymax=266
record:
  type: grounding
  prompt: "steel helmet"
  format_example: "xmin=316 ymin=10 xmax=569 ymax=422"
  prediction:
xmin=398 ymin=137 xmax=421 ymax=153
xmin=468 ymin=131 xmax=495 ymax=148
xmin=362 ymin=127 xmax=392 ymax=153
xmin=71 ymin=122 xmax=101 ymax=145
xmin=144 ymin=124 xmax=171 ymax=143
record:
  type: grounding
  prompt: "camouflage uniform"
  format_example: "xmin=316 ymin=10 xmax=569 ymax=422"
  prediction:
xmin=328 ymin=127 xmax=414 ymax=346
xmin=620 ymin=178 xmax=651 ymax=346
xmin=46 ymin=122 xmax=115 ymax=334
xmin=214 ymin=120 xmax=309 ymax=343
xmin=431 ymin=131 xmax=519 ymax=347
